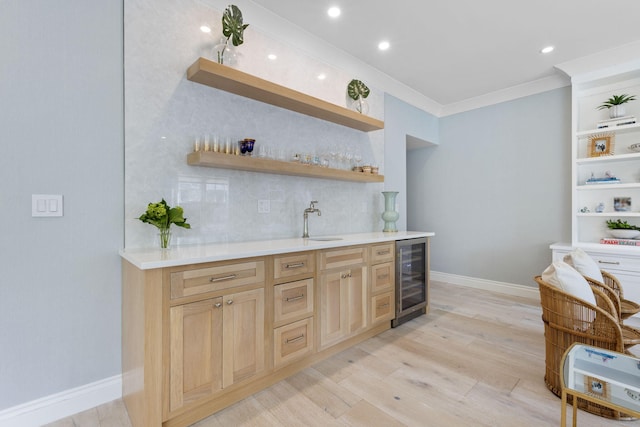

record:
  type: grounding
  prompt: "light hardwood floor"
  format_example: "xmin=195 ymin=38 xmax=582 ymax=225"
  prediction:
xmin=45 ymin=281 xmax=640 ymax=427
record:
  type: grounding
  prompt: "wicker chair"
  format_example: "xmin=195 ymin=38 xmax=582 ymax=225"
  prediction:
xmin=535 ymin=275 xmax=634 ymax=420
xmin=600 ymin=270 xmax=640 ymax=320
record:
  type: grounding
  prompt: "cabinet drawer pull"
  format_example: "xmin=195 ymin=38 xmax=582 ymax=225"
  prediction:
xmin=598 ymin=260 xmax=621 ymax=265
xmin=210 ymin=274 xmax=237 ymax=283
xmin=376 ymin=249 xmax=390 ymax=255
xmin=377 ymin=303 xmax=390 ymax=309
xmin=214 ymin=302 xmax=222 ymax=308
xmin=285 ymin=294 xmax=305 ymax=302
xmin=377 ymin=273 xmax=389 ymax=280
xmin=226 ymin=299 xmax=233 ymax=305
xmin=285 ymin=334 xmax=305 ymax=344
xmin=285 ymin=262 xmax=305 ymax=269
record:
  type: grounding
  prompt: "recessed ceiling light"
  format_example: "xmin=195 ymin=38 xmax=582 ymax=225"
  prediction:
xmin=267 ymin=54 xmax=277 ymax=60
xmin=200 ymin=25 xmax=211 ymax=33
xmin=327 ymin=7 xmax=341 ymax=18
xmin=378 ymin=40 xmax=390 ymax=51
xmin=540 ymin=45 xmax=554 ymax=54
xmin=317 ymin=73 xmax=326 ymax=80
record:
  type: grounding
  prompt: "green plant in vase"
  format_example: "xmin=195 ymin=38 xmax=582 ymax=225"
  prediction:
xmin=597 ymin=94 xmax=636 ymax=119
xmin=138 ymin=199 xmax=190 ymax=248
xmin=215 ymin=4 xmax=249 ymax=65
xmin=347 ymin=79 xmax=370 ymax=114
xmin=606 ymin=219 xmax=640 ymax=230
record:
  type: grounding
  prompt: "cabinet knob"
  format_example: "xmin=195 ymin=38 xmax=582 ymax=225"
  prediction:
xmin=214 ymin=302 xmax=222 ymax=308
xmin=226 ymin=300 xmax=234 ymax=305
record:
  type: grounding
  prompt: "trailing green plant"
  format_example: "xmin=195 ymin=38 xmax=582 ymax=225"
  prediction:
xmin=597 ymin=94 xmax=636 ymax=110
xmin=347 ymin=79 xmax=370 ymax=101
xmin=217 ymin=4 xmax=249 ymax=64
xmin=606 ymin=219 xmax=640 ymax=230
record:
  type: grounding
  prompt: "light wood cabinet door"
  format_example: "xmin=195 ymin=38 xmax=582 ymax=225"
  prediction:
xmin=319 ymin=266 xmax=367 ymax=349
xmin=274 ymin=279 xmax=313 ymax=327
xmin=347 ymin=266 xmax=367 ymax=335
xmin=319 ymin=269 xmax=347 ymax=349
xmin=168 ymin=288 xmax=265 ymax=415
xmin=169 ymin=297 xmax=223 ymax=414
xmin=370 ymin=261 xmax=394 ymax=295
xmin=371 ymin=292 xmax=394 ymax=325
xmin=274 ymin=317 xmax=314 ymax=368
xmin=222 ymin=288 xmax=265 ymax=388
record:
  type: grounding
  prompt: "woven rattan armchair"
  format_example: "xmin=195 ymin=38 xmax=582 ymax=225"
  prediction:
xmin=535 ymin=275 xmax=634 ymax=420
xmin=600 ymin=270 xmax=640 ymax=320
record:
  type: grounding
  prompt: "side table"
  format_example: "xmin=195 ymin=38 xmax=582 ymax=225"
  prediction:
xmin=561 ymin=343 xmax=640 ymax=426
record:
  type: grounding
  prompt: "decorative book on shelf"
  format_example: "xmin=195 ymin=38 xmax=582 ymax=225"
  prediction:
xmin=601 ymin=238 xmax=640 ymax=246
xmin=597 ymin=116 xmax=637 ymax=129
xmin=586 ymin=177 xmax=621 ymax=185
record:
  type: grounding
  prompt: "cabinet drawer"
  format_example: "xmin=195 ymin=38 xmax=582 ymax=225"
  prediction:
xmin=274 ymin=279 xmax=314 ymax=325
xmin=371 ymin=262 xmax=394 ymax=295
xmin=273 ymin=252 xmax=314 ymax=280
xmin=371 ymin=292 xmax=394 ymax=325
xmin=319 ymin=246 xmax=367 ymax=271
xmin=552 ymin=247 xmax=640 ymax=274
xmin=170 ymin=260 xmax=265 ymax=299
xmin=274 ymin=317 xmax=314 ymax=368
xmin=370 ymin=243 xmax=394 ymax=264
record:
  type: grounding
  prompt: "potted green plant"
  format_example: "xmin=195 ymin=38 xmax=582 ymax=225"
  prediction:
xmin=138 ymin=199 xmax=191 ymax=248
xmin=215 ymin=4 xmax=249 ymax=65
xmin=347 ymin=79 xmax=370 ymax=114
xmin=606 ymin=219 xmax=640 ymax=239
xmin=597 ymin=94 xmax=636 ymax=119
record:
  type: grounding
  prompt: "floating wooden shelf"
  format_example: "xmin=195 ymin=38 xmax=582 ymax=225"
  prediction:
xmin=186 ymin=58 xmax=384 ymax=132
xmin=187 ymin=151 xmax=384 ymax=183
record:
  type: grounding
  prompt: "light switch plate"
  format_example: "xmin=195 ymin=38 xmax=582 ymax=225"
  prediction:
xmin=257 ymin=199 xmax=270 ymax=213
xmin=32 ymin=194 xmax=64 ymax=217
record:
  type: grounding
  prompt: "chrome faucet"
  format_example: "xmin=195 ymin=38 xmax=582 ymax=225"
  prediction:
xmin=302 ymin=201 xmax=321 ymax=238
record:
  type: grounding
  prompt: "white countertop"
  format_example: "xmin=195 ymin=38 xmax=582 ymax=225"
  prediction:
xmin=120 ymin=231 xmax=434 ymax=270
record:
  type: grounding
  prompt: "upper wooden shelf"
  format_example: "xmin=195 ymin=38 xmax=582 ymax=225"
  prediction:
xmin=187 ymin=151 xmax=384 ymax=183
xmin=186 ymin=58 xmax=384 ymax=132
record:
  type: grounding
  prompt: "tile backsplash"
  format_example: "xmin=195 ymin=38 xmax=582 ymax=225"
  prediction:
xmin=125 ymin=0 xmax=385 ymax=248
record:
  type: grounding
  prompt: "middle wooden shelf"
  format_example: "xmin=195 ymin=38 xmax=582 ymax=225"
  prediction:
xmin=187 ymin=151 xmax=385 ymax=183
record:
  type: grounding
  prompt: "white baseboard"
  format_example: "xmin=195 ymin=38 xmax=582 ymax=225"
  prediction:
xmin=0 ymin=375 xmax=122 ymax=427
xmin=430 ymin=271 xmax=539 ymax=299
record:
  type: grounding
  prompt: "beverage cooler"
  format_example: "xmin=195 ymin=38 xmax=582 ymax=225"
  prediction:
xmin=392 ymin=237 xmax=429 ymax=327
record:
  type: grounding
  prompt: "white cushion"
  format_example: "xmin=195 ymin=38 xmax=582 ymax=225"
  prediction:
xmin=563 ymin=248 xmax=604 ymax=283
xmin=542 ymin=261 xmax=597 ymax=307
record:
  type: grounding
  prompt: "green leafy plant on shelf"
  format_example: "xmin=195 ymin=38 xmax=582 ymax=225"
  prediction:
xmin=347 ymin=79 xmax=370 ymax=114
xmin=138 ymin=199 xmax=190 ymax=248
xmin=597 ymin=94 xmax=636 ymax=119
xmin=216 ymin=4 xmax=249 ymax=65
xmin=606 ymin=219 xmax=640 ymax=230
xmin=597 ymin=94 xmax=637 ymax=110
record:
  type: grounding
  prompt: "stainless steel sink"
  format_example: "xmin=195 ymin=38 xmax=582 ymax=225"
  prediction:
xmin=307 ymin=237 xmax=343 ymax=241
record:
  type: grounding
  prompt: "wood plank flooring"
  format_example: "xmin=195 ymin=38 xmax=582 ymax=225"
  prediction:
xmin=45 ymin=281 xmax=640 ymax=427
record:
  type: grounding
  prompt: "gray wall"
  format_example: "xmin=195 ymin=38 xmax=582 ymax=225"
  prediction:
xmin=384 ymin=94 xmax=439 ymax=230
xmin=0 ymin=0 xmax=123 ymax=409
xmin=408 ymin=88 xmax=572 ymax=286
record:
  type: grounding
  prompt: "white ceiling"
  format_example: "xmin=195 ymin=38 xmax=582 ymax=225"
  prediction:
xmin=251 ymin=0 xmax=640 ymax=107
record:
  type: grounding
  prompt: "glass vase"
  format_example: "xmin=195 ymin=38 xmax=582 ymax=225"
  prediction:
xmin=214 ymin=38 xmax=238 ymax=66
xmin=351 ymin=97 xmax=369 ymax=115
xmin=381 ymin=191 xmax=399 ymax=232
xmin=159 ymin=228 xmax=171 ymax=249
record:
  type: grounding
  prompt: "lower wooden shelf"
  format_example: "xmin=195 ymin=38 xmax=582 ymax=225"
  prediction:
xmin=187 ymin=151 xmax=384 ymax=183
